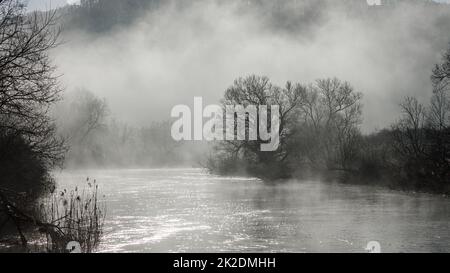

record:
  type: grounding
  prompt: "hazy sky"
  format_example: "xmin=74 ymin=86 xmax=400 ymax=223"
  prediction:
xmin=25 ymin=0 xmax=450 ymax=11
xmin=22 ymin=0 xmax=450 ymax=133
xmin=26 ymin=0 xmax=79 ymax=11
xmin=49 ymin=1 xmax=450 ymax=133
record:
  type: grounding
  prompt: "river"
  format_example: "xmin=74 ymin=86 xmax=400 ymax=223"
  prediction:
xmin=54 ymin=168 xmax=450 ymax=253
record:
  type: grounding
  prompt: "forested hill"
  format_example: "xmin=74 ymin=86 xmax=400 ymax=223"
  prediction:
xmin=57 ymin=0 xmax=450 ymax=34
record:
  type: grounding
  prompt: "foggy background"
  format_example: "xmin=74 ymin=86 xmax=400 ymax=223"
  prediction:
xmin=33 ymin=0 xmax=450 ymax=133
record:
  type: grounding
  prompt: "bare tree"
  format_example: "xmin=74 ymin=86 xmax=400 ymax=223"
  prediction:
xmin=0 ymin=0 xmax=65 ymax=167
xmin=296 ymin=78 xmax=363 ymax=172
xmin=432 ymin=45 xmax=450 ymax=91
xmin=61 ymin=89 xmax=109 ymax=144
xmin=208 ymin=76 xmax=363 ymax=179
xmin=428 ymin=45 xmax=450 ymax=182
xmin=213 ymin=75 xmax=305 ymax=178
xmin=392 ymin=97 xmax=427 ymax=159
xmin=53 ymin=88 xmax=109 ymax=167
xmin=0 ymin=0 xmax=66 ymax=247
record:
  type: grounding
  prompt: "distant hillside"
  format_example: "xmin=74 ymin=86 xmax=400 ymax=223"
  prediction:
xmin=57 ymin=0 xmax=450 ymax=34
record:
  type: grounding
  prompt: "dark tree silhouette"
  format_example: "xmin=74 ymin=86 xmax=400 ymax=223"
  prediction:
xmin=0 ymin=0 xmax=65 ymax=168
xmin=208 ymin=75 xmax=304 ymax=179
xmin=207 ymin=76 xmax=363 ymax=180
xmin=0 ymin=0 xmax=66 ymax=248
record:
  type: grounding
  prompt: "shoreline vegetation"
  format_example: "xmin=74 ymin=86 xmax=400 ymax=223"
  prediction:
xmin=205 ymin=51 xmax=450 ymax=194
xmin=0 ymin=0 xmax=105 ymax=252
xmin=0 ymin=181 xmax=105 ymax=253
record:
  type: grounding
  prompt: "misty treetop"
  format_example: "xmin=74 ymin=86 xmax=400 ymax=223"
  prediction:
xmin=51 ymin=0 xmax=450 ymax=136
xmin=207 ymin=76 xmax=364 ymax=180
xmin=53 ymin=88 xmax=207 ymax=168
xmin=206 ymin=46 xmax=449 ymax=192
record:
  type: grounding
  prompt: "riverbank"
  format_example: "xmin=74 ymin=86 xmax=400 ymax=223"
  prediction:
xmin=287 ymin=168 xmax=450 ymax=196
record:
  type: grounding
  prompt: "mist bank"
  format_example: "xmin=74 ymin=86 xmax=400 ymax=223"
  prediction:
xmin=53 ymin=89 xmax=208 ymax=168
xmin=52 ymin=0 xmax=450 ymax=133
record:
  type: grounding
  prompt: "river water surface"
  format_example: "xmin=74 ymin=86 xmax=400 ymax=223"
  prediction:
xmin=54 ymin=168 xmax=450 ymax=253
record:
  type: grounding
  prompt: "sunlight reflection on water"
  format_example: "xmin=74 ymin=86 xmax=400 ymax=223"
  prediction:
xmin=54 ymin=168 xmax=450 ymax=253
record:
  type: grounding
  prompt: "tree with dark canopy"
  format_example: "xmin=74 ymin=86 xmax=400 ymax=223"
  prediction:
xmin=0 ymin=0 xmax=66 ymax=246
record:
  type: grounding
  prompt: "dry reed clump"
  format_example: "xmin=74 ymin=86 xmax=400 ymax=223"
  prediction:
xmin=41 ymin=178 xmax=106 ymax=253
